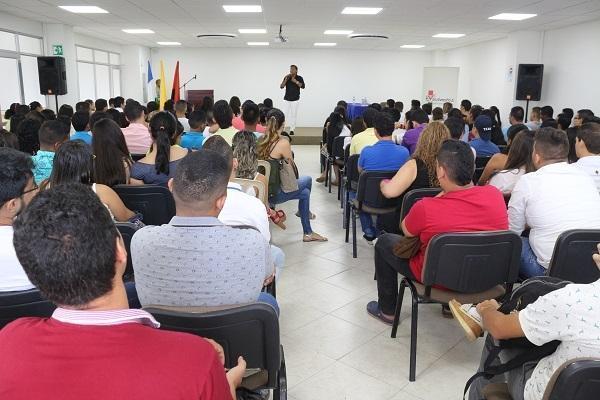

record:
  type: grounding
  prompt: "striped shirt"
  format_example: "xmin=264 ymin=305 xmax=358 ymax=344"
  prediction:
xmin=52 ymin=307 xmax=160 ymax=328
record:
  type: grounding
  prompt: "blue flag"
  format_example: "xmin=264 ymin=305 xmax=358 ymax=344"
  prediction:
xmin=147 ymin=60 xmax=154 ymax=83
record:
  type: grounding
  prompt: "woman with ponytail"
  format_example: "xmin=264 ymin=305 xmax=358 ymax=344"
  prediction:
xmin=130 ymin=111 xmax=190 ymax=186
xmin=257 ymin=108 xmax=327 ymax=242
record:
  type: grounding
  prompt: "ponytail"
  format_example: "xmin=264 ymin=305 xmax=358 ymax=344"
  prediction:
xmin=258 ymin=108 xmax=285 ymax=160
xmin=149 ymin=111 xmax=177 ymax=175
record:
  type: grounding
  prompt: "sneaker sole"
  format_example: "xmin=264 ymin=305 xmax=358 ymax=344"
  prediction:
xmin=448 ymin=300 xmax=481 ymax=342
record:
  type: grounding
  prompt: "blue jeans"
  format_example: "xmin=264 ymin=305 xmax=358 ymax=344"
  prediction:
xmin=271 ymin=175 xmax=313 ymax=234
xmin=258 ymin=292 xmax=280 ymax=316
xmin=125 ymin=281 xmax=141 ymax=309
xmin=348 ymin=191 xmax=379 ymax=238
xmin=520 ymin=237 xmax=547 ymax=279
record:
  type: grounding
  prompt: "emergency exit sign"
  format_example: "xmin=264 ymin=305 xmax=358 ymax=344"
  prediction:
xmin=52 ymin=45 xmax=63 ymax=56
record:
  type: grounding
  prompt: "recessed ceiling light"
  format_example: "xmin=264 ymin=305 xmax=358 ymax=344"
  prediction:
xmin=341 ymin=7 xmax=382 ymax=15
xmin=238 ymin=28 xmax=267 ymax=34
xmin=223 ymin=5 xmax=262 ymax=13
xmin=324 ymin=30 xmax=353 ymax=35
xmin=401 ymin=44 xmax=425 ymax=49
xmin=122 ymin=29 xmax=154 ymax=34
xmin=489 ymin=13 xmax=537 ymax=21
xmin=432 ymin=33 xmax=465 ymax=38
xmin=247 ymin=42 xmax=269 ymax=46
xmin=58 ymin=6 xmax=108 ymax=13
xmin=314 ymin=42 xmax=337 ymax=47
xmin=157 ymin=42 xmax=181 ymax=46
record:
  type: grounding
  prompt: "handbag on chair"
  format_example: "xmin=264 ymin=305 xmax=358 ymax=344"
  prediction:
xmin=279 ymin=158 xmax=299 ymax=193
xmin=392 ymin=236 xmax=421 ymax=259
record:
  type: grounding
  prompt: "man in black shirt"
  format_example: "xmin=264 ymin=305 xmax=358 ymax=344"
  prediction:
xmin=280 ymin=64 xmax=305 ymax=135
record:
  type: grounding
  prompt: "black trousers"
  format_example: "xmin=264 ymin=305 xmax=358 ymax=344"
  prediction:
xmin=375 ymin=233 xmax=417 ymax=315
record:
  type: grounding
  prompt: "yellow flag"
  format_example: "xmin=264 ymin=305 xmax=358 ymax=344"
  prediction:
xmin=159 ymin=60 xmax=167 ymax=110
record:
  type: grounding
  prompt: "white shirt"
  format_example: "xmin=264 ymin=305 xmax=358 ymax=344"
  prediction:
xmin=519 ymin=279 xmax=600 ymax=400
xmin=218 ymin=182 xmax=270 ymax=242
xmin=575 ymin=155 xmax=600 ymax=192
xmin=0 ymin=226 xmax=34 ymax=292
xmin=178 ymin=117 xmax=190 ymax=132
xmin=489 ymin=168 xmax=525 ymax=194
xmin=508 ymin=162 xmax=600 ymax=268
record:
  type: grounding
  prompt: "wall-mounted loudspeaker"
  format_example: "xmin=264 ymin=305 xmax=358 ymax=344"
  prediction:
xmin=516 ymin=64 xmax=543 ymax=101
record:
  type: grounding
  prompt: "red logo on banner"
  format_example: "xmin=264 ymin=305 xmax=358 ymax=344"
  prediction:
xmin=425 ymin=89 xmax=435 ymax=102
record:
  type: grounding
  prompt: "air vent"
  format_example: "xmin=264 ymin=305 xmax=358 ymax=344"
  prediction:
xmin=348 ymin=34 xmax=389 ymax=40
xmin=196 ymin=33 xmax=237 ymax=39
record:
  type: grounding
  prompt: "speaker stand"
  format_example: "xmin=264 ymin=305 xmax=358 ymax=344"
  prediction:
xmin=53 ymin=94 xmax=59 ymax=113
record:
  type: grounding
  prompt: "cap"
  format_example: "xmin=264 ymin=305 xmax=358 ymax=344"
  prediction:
xmin=474 ymin=115 xmax=493 ymax=140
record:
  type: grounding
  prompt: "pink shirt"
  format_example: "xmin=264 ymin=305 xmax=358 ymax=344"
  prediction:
xmin=231 ymin=116 xmax=266 ymax=134
xmin=122 ymin=123 xmax=152 ymax=155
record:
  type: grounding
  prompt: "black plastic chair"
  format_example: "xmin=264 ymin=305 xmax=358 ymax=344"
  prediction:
xmin=0 ymin=289 xmax=56 ymax=329
xmin=345 ymin=170 xmax=401 ymax=258
xmin=131 ymin=153 xmax=146 ymax=162
xmin=399 ymin=188 xmax=442 ymax=222
xmin=113 ymin=185 xmax=176 ymax=226
xmin=116 ymin=222 xmax=138 ymax=282
xmin=474 ymin=157 xmax=492 ymax=183
xmin=145 ymin=303 xmax=286 ymax=399
xmin=327 ymin=136 xmax=347 ymax=196
xmin=547 ymin=229 xmax=600 ymax=284
xmin=391 ymin=231 xmax=521 ymax=381
xmin=342 ymin=154 xmax=360 ymax=227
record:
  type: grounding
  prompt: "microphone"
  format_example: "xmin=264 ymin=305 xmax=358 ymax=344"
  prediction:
xmin=194 ymin=74 xmax=197 ymax=80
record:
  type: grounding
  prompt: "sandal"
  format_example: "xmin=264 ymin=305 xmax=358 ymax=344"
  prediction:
xmin=268 ymin=209 xmax=287 ymax=230
xmin=295 ymin=211 xmax=316 ymax=220
xmin=316 ymin=176 xmax=326 ymax=183
xmin=366 ymin=301 xmax=394 ymax=326
xmin=303 ymin=232 xmax=328 ymax=242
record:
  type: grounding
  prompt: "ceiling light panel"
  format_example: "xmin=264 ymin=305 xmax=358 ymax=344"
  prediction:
xmin=324 ymin=30 xmax=353 ymax=35
xmin=432 ymin=33 xmax=465 ymax=38
xmin=238 ymin=29 xmax=267 ymax=34
xmin=247 ymin=42 xmax=269 ymax=46
xmin=401 ymin=45 xmax=425 ymax=48
xmin=223 ymin=5 xmax=262 ymax=13
xmin=489 ymin=13 xmax=537 ymax=21
xmin=122 ymin=29 xmax=155 ymax=34
xmin=58 ymin=6 xmax=108 ymax=13
xmin=341 ymin=7 xmax=382 ymax=15
xmin=314 ymin=42 xmax=337 ymax=46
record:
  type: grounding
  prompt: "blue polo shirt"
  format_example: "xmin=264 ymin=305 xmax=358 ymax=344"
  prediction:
xmin=180 ymin=132 xmax=205 ymax=150
xmin=358 ymin=140 xmax=410 ymax=171
xmin=470 ymin=138 xmax=500 ymax=157
xmin=70 ymin=131 xmax=92 ymax=145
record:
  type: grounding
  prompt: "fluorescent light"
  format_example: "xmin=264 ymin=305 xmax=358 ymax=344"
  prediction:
xmin=122 ymin=29 xmax=154 ymax=34
xmin=314 ymin=42 xmax=337 ymax=47
xmin=247 ymin=42 xmax=269 ymax=46
xmin=223 ymin=5 xmax=262 ymax=13
xmin=401 ymin=44 xmax=425 ymax=49
xmin=58 ymin=6 xmax=108 ymax=13
xmin=341 ymin=7 xmax=382 ymax=15
xmin=157 ymin=42 xmax=181 ymax=46
xmin=432 ymin=33 xmax=465 ymax=38
xmin=238 ymin=28 xmax=267 ymax=34
xmin=489 ymin=13 xmax=537 ymax=21
xmin=324 ymin=30 xmax=353 ymax=35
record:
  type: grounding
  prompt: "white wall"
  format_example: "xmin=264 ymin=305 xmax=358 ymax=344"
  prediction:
xmin=151 ymin=47 xmax=432 ymax=127
xmin=0 ymin=13 xmax=43 ymax=37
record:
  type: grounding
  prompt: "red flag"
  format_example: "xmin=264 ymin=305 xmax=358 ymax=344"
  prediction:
xmin=171 ymin=61 xmax=180 ymax=102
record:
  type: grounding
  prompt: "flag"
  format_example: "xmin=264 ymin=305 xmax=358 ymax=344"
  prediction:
xmin=147 ymin=60 xmax=154 ymax=83
xmin=171 ymin=61 xmax=180 ymax=102
xmin=159 ymin=60 xmax=167 ymax=110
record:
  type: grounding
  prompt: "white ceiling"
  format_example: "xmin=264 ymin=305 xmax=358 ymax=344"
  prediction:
xmin=2 ymin=0 xmax=600 ymax=50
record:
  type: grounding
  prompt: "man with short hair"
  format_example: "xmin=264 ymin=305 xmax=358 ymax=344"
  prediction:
xmin=401 ymin=108 xmax=429 ymax=154
xmin=540 ymin=105 xmax=553 ymax=122
xmin=460 ymin=99 xmax=472 ymax=118
xmin=242 ymin=102 xmax=265 ymax=134
xmin=349 ymin=107 xmax=379 ymax=155
xmin=122 ymin=101 xmax=152 ymax=154
xmin=114 ymin=96 xmax=125 ymax=112
xmin=32 ymin=120 xmax=69 ymax=183
xmin=0 ymin=148 xmax=37 ymax=292
xmin=367 ymin=140 xmax=508 ymax=324
xmin=574 ymin=122 xmax=600 ymax=191
xmin=131 ymin=150 xmax=276 ymax=310
xmin=212 ymin=100 xmax=237 ymax=146
xmin=70 ymin=111 xmax=92 ymax=145
xmin=175 ymin=100 xmax=190 ymax=131
xmin=507 ymin=106 xmax=527 ymax=139
xmin=180 ymin=110 xmax=207 ymax=150
xmin=509 ymin=128 xmax=600 ymax=277
xmin=95 ymin=98 xmax=108 ymax=112
xmin=0 ymin=183 xmax=245 ymax=399
xmin=280 ymin=65 xmax=305 ymax=135
xmin=470 ymin=115 xmax=500 ymax=157
xmin=444 ymin=117 xmax=465 ymax=140
xmin=386 ymin=99 xmax=395 ymax=109
xmin=75 ymin=101 xmax=90 ymax=113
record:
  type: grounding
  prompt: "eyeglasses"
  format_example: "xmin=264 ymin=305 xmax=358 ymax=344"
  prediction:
xmin=21 ymin=182 xmax=39 ymax=196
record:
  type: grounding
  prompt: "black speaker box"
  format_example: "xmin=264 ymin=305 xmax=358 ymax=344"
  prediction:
xmin=37 ymin=56 xmax=68 ymax=95
xmin=516 ymin=64 xmax=543 ymax=101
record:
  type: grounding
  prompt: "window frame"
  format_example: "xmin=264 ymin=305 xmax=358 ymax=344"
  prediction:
xmin=75 ymin=45 xmax=121 ymax=100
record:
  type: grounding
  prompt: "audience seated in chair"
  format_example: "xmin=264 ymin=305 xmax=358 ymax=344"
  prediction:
xmin=122 ymin=100 xmax=152 ymax=154
xmin=478 ymin=124 xmax=530 ymax=185
xmin=92 ymin=118 xmax=133 ymax=186
xmin=450 ymin=243 xmax=600 ymax=400
xmin=508 ymin=128 xmax=600 ymax=278
xmin=31 ymin=120 xmax=69 ymax=184
xmin=69 ymin=111 xmax=92 ymax=145
xmin=211 ymin=100 xmax=238 ymax=146
xmin=470 ymin=115 xmax=500 ymax=157
xmin=131 ymin=149 xmax=278 ymax=312
xmin=175 ymin=100 xmax=190 ymax=131
xmin=367 ymin=140 xmax=508 ymax=324
xmin=0 ymin=183 xmax=246 ymax=399
xmin=573 ymin=122 xmax=600 ymax=191
xmin=0 ymin=148 xmax=37 ymax=292
xmin=349 ymin=107 xmax=379 ymax=156
xmin=179 ymin=110 xmax=207 ymax=151
xmin=487 ymin=131 xmax=535 ymax=195
xmin=401 ymin=109 xmax=429 ymax=154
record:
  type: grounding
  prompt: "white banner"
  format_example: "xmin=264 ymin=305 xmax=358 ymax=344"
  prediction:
xmin=422 ymin=67 xmax=459 ymax=105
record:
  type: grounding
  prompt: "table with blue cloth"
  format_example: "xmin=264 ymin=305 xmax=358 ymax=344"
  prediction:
xmin=347 ymin=103 xmax=370 ymax=121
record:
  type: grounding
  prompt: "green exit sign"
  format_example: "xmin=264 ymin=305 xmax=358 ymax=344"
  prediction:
xmin=52 ymin=45 xmax=63 ymax=56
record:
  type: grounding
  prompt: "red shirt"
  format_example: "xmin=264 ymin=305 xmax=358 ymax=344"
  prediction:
xmin=404 ymin=185 xmax=508 ymax=281
xmin=0 ymin=317 xmax=232 ymax=400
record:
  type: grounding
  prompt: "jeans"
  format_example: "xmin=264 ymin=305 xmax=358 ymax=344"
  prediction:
xmin=270 ymin=245 xmax=285 ymax=280
xmin=272 ymin=175 xmax=313 ymax=234
xmin=519 ymin=237 xmax=547 ymax=279
xmin=125 ymin=281 xmax=141 ymax=309
xmin=258 ymin=292 xmax=280 ymax=316
xmin=375 ymin=233 xmax=417 ymax=315
xmin=348 ymin=191 xmax=379 ymax=238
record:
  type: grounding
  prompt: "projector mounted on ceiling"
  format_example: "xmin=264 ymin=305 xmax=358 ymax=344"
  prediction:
xmin=274 ymin=25 xmax=288 ymax=43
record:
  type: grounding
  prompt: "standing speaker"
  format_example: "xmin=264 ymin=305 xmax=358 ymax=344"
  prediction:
xmin=516 ymin=64 xmax=543 ymax=101
xmin=37 ymin=56 xmax=68 ymax=95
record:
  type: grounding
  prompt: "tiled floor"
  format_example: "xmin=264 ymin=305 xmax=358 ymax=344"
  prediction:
xmin=271 ymin=145 xmax=484 ymax=400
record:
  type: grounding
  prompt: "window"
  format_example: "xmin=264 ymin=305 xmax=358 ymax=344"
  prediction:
xmin=75 ymin=45 xmax=121 ymax=101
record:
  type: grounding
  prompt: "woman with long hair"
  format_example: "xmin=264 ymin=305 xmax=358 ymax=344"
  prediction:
xmin=317 ymin=107 xmax=350 ymax=184
xmin=92 ymin=118 xmax=133 ymax=186
xmin=43 ymin=140 xmax=135 ymax=222
xmin=130 ymin=111 xmax=190 ymax=186
xmin=257 ymin=108 xmax=327 ymax=242
xmin=478 ymin=125 xmax=530 ymax=184
xmin=17 ymin=118 xmax=41 ymax=155
xmin=488 ymin=130 xmax=535 ymax=194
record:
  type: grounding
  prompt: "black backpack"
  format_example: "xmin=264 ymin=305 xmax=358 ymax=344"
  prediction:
xmin=463 ymin=276 xmax=572 ymax=398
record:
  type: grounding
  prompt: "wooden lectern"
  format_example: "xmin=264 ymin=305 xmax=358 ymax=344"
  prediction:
xmin=185 ymin=90 xmax=214 ymax=108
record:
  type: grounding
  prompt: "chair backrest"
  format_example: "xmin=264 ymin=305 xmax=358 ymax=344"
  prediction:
xmin=344 ymin=154 xmax=360 ymax=190
xmin=422 ymin=231 xmax=522 ymax=293
xmin=0 ymin=289 xmax=56 ymax=329
xmin=116 ymin=222 xmax=138 ymax=281
xmin=232 ymin=178 xmax=267 ymax=206
xmin=475 ymin=156 xmax=492 ymax=168
xmin=113 ymin=185 xmax=176 ymax=226
xmin=545 ymin=359 xmax=600 ymax=400
xmin=356 ymin=170 xmax=401 ymax=208
xmin=332 ymin=136 xmax=347 ymax=160
xmin=257 ymin=160 xmax=271 ymax=193
xmin=131 ymin=153 xmax=146 ymax=162
xmin=399 ymin=188 xmax=442 ymax=222
xmin=498 ymin=145 xmax=508 ymax=154
xmin=547 ymin=229 xmax=600 ymax=284
xmin=145 ymin=303 xmax=281 ymax=388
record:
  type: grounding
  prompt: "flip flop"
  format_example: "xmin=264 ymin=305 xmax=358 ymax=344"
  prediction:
xmin=295 ymin=211 xmax=316 ymax=220
xmin=366 ymin=301 xmax=394 ymax=326
xmin=303 ymin=232 xmax=328 ymax=242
